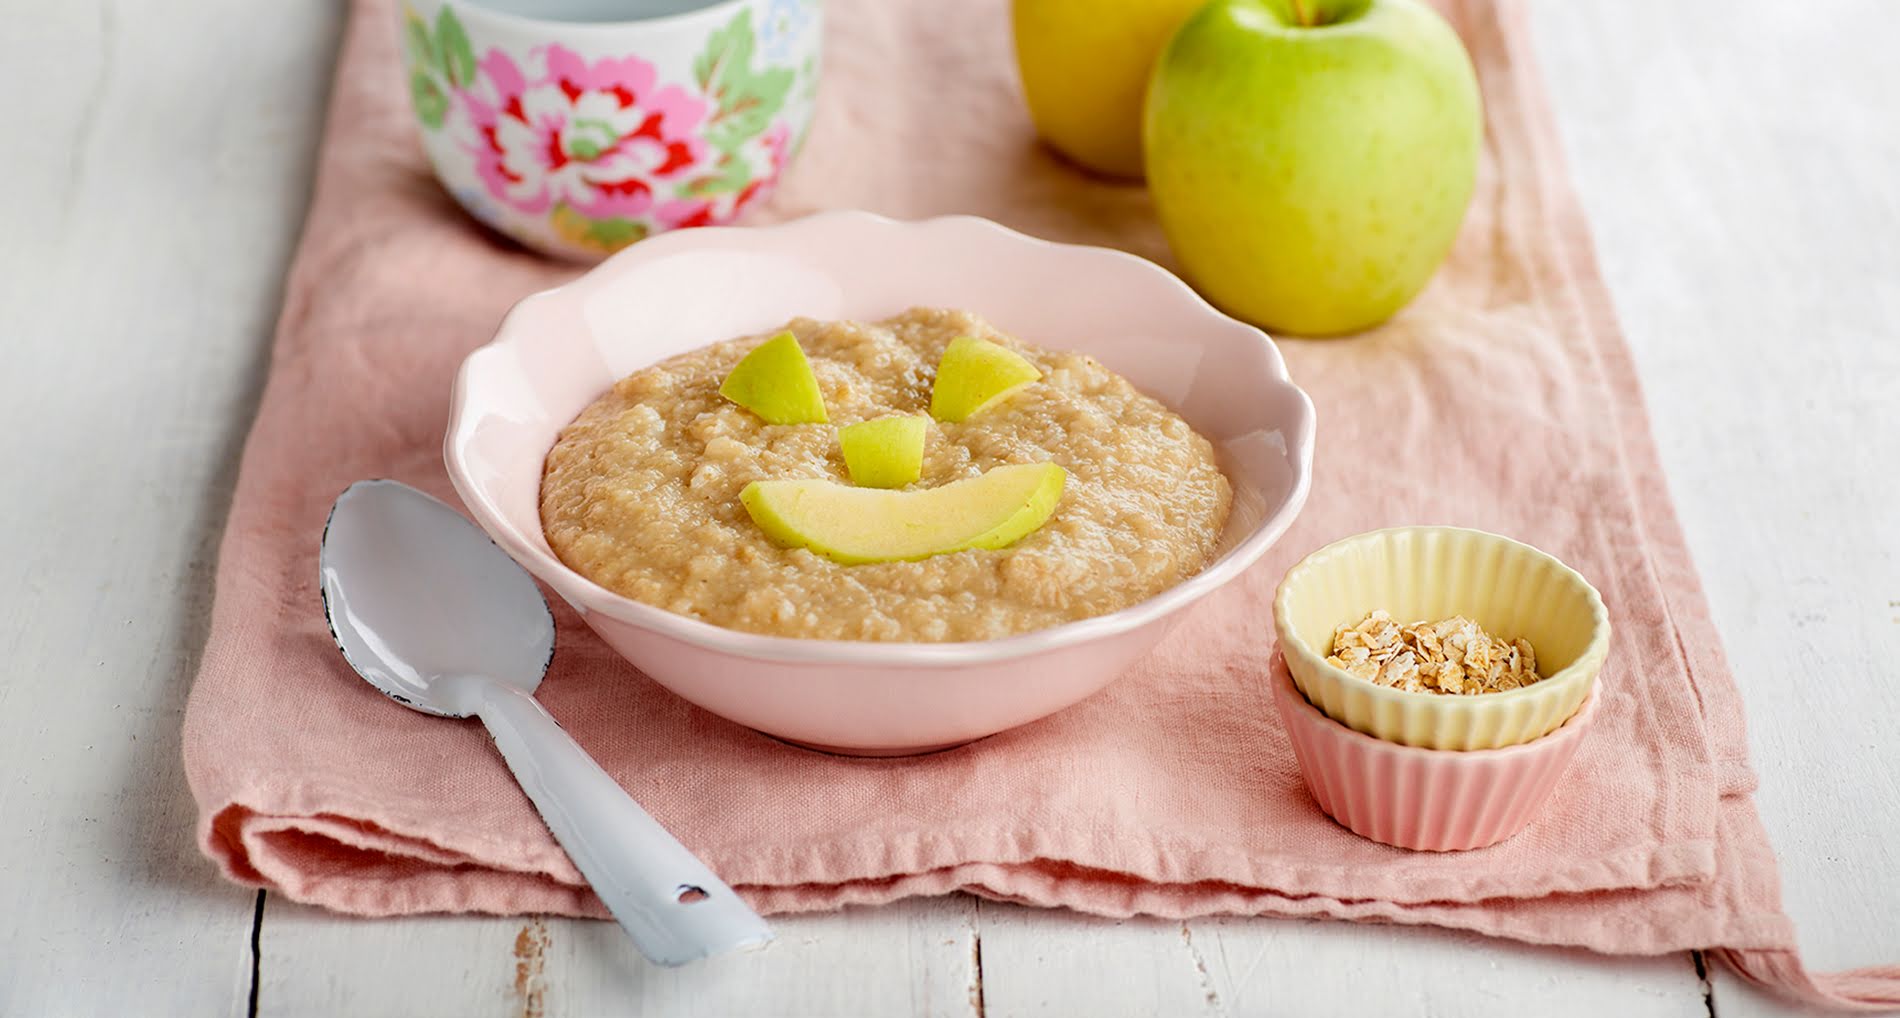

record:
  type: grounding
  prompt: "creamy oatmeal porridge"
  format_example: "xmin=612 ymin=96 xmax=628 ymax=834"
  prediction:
xmin=540 ymin=308 xmax=1232 ymax=642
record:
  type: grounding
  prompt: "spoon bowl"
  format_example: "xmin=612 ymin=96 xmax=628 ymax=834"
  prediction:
xmin=321 ymin=479 xmax=555 ymax=715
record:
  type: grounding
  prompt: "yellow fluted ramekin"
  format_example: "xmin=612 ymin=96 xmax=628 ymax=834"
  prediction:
xmin=1273 ymin=527 xmax=1610 ymax=751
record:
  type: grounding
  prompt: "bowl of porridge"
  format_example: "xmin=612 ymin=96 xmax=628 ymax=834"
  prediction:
xmin=446 ymin=211 xmax=1315 ymax=753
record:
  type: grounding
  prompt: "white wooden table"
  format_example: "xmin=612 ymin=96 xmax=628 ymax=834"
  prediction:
xmin=3 ymin=2 xmax=1894 ymax=1014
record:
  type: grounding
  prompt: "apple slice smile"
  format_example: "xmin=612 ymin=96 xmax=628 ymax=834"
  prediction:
xmin=739 ymin=463 xmax=1067 ymax=565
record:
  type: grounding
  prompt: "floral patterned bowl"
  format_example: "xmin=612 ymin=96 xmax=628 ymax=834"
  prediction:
xmin=399 ymin=0 xmax=821 ymax=261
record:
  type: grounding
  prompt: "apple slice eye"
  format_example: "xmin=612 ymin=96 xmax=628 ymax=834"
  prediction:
xmin=718 ymin=331 xmax=829 ymax=425
xmin=929 ymin=336 xmax=1042 ymax=423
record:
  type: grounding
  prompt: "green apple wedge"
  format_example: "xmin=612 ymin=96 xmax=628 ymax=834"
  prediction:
xmin=719 ymin=331 xmax=828 ymax=424
xmin=1144 ymin=0 xmax=1481 ymax=336
xmin=839 ymin=415 xmax=928 ymax=489
xmin=930 ymin=337 xmax=1042 ymax=422
xmin=740 ymin=463 xmax=1066 ymax=565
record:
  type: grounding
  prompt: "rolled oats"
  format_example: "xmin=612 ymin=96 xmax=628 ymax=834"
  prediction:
xmin=1324 ymin=610 xmax=1541 ymax=695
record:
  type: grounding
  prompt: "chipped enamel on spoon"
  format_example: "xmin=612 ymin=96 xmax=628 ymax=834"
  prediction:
xmin=318 ymin=479 xmax=772 ymax=967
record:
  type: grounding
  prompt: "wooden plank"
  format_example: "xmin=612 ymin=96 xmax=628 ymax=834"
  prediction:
xmin=1529 ymin=2 xmax=1900 ymax=1014
xmin=978 ymin=907 xmax=1706 ymax=1017
xmin=0 ymin=0 xmax=342 ymax=1014
xmin=551 ymin=896 xmax=978 ymax=1017
xmin=975 ymin=908 xmax=1230 ymax=1018
xmin=259 ymin=896 xmax=980 ymax=1017
xmin=257 ymin=903 xmax=532 ymax=1017
xmin=1192 ymin=920 xmax=1704 ymax=1018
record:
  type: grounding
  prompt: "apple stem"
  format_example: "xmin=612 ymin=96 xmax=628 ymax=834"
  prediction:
xmin=1290 ymin=0 xmax=1316 ymax=26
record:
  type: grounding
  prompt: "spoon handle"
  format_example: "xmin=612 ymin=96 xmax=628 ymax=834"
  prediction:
xmin=466 ymin=677 xmax=772 ymax=966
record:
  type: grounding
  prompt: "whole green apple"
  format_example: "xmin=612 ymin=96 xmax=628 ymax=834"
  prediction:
xmin=1144 ymin=0 xmax=1481 ymax=336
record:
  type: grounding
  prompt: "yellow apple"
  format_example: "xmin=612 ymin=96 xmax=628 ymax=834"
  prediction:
xmin=1145 ymin=0 xmax=1482 ymax=336
xmin=1012 ymin=0 xmax=1208 ymax=178
xmin=739 ymin=463 xmax=1067 ymax=565
xmin=929 ymin=337 xmax=1042 ymax=423
xmin=839 ymin=415 xmax=928 ymax=489
xmin=719 ymin=331 xmax=828 ymax=425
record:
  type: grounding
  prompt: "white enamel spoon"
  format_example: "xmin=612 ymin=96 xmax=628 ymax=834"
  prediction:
xmin=318 ymin=479 xmax=772 ymax=966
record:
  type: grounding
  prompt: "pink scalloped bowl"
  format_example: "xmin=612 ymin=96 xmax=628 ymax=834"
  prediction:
xmin=444 ymin=211 xmax=1316 ymax=754
xmin=1271 ymin=652 xmax=1598 ymax=851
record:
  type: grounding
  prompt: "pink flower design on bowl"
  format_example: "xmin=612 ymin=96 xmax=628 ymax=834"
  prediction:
xmin=459 ymin=47 xmax=711 ymax=223
xmin=658 ymin=121 xmax=791 ymax=229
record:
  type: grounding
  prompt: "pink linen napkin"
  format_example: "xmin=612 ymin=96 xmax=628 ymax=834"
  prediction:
xmin=183 ymin=0 xmax=1898 ymax=1008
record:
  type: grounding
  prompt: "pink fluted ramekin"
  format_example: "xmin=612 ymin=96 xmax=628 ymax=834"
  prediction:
xmin=445 ymin=211 xmax=1316 ymax=755
xmin=1270 ymin=653 xmax=1597 ymax=851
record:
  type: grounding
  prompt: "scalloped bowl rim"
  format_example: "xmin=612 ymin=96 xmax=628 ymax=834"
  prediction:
xmin=1272 ymin=525 xmax=1612 ymax=709
xmin=446 ymin=210 xmax=1317 ymax=667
